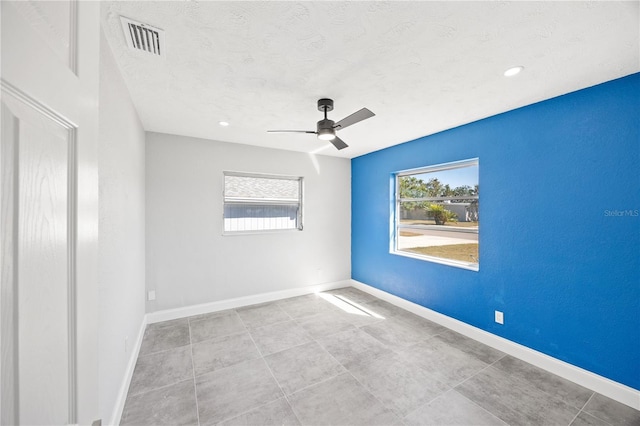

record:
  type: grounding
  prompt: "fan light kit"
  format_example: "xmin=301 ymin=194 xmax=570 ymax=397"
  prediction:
xmin=318 ymin=128 xmax=336 ymax=141
xmin=218 ymin=121 xmax=230 ymax=127
xmin=268 ymin=99 xmax=375 ymax=150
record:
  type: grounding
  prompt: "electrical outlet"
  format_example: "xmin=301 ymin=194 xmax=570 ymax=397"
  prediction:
xmin=495 ymin=310 xmax=504 ymax=325
xmin=148 ymin=290 xmax=156 ymax=301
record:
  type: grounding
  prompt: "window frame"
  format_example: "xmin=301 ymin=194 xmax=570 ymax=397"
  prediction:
xmin=392 ymin=158 xmax=479 ymax=271
xmin=223 ymin=171 xmax=304 ymax=235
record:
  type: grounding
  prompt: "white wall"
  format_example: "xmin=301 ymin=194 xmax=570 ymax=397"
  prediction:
xmin=98 ymin=32 xmax=146 ymax=424
xmin=146 ymin=132 xmax=351 ymax=312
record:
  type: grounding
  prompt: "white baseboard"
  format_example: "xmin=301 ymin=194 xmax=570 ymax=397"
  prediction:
xmin=350 ymin=279 xmax=640 ymax=410
xmin=146 ymin=280 xmax=352 ymax=324
xmin=108 ymin=315 xmax=147 ymax=426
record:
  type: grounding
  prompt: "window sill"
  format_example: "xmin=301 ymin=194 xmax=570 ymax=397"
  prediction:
xmin=390 ymin=249 xmax=479 ymax=271
xmin=222 ymin=228 xmax=302 ymax=236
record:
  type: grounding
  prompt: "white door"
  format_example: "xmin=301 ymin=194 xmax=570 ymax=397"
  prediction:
xmin=1 ymin=1 xmax=100 ymax=424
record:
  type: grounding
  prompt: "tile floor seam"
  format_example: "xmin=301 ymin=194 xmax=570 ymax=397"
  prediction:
xmin=189 ymin=309 xmax=239 ymax=322
xmin=248 ymin=329 xmax=268 ymax=358
xmin=448 ymin=387 xmax=510 ymax=426
xmin=400 ymin=387 xmax=455 ymax=422
xmin=331 ymin=336 xmax=393 ymax=371
xmin=576 ymin=392 xmax=618 ymax=426
xmin=389 ymin=331 xmax=441 ymax=356
xmin=455 ymin=363 xmax=590 ymax=426
xmin=575 ymin=410 xmax=615 ymax=426
xmin=446 ymin=356 xmax=498 ymax=390
xmin=242 ymin=330 xmax=304 ymax=426
xmin=311 ymin=328 xmax=402 ymax=417
xmin=143 ymin=323 xmax=188 ymax=335
xmin=247 ymin=317 xmax=296 ymax=331
xmin=197 ymin=310 xmax=245 ymax=323
xmin=343 ymin=368 xmax=404 ymax=420
xmin=488 ymin=352 xmax=508 ymax=367
xmin=566 ymin=391 xmax=597 ymax=426
xmin=186 ymin=309 xmax=237 ymax=324
xmin=311 ymin=339 xmax=351 ymax=377
xmin=190 ymin=354 xmax=263 ymax=380
xmin=566 ymin=410 xmax=581 ymax=426
xmin=260 ymin=338 xmax=316 ymax=359
xmin=217 ymin=396 xmax=299 ymax=426
xmin=237 ymin=310 xmax=253 ymax=332
xmin=188 ymin=319 xmax=202 ymax=426
xmin=580 ymin=392 xmax=596 ymax=411
xmin=125 ymin=377 xmax=195 ymax=399
xmin=273 ymin=355 xmax=347 ymax=399
xmin=274 ymin=303 xmax=295 ymax=322
xmin=191 ymin=329 xmax=250 ymax=346
xmin=285 ymin=370 xmax=352 ymax=399
xmin=137 ymin=341 xmax=192 ymax=358
xmin=302 ymin=325 xmax=358 ymax=340
xmin=250 ymin=317 xmax=299 ymax=334
xmin=236 ymin=307 xmax=293 ymax=331
xmin=314 ymin=328 xmax=394 ymax=373
xmin=190 ymin=317 xmax=250 ymax=345
xmin=491 ymin=356 xmax=594 ymax=413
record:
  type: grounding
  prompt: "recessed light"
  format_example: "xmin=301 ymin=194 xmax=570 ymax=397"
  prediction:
xmin=218 ymin=121 xmax=230 ymax=127
xmin=504 ymin=66 xmax=524 ymax=77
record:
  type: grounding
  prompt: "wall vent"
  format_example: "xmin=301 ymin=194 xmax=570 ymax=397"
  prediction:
xmin=120 ymin=16 xmax=166 ymax=58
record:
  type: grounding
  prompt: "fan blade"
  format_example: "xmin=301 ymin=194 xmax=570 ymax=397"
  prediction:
xmin=330 ymin=136 xmax=348 ymax=150
xmin=267 ymin=130 xmax=316 ymax=134
xmin=334 ymin=108 xmax=375 ymax=130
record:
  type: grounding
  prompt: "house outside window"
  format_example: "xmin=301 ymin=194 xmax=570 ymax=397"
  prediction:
xmin=393 ymin=159 xmax=479 ymax=270
xmin=223 ymin=172 xmax=303 ymax=233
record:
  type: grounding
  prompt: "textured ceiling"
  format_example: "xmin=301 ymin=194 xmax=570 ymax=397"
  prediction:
xmin=101 ymin=1 xmax=639 ymax=158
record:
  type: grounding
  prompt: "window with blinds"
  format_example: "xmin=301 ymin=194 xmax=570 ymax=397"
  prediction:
xmin=223 ymin=172 xmax=303 ymax=233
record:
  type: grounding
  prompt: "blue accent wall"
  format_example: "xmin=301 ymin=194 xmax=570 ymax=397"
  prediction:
xmin=351 ymin=73 xmax=640 ymax=390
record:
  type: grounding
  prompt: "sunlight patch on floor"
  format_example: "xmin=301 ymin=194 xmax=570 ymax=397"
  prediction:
xmin=318 ymin=293 xmax=385 ymax=319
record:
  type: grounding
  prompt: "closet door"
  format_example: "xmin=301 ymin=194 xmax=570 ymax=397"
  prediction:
xmin=1 ymin=1 xmax=100 ymax=424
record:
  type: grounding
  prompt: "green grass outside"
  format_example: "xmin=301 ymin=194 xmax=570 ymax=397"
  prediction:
xmin=399 ymin=219 xmax=479 ymax=228
xmin=403 ymin=243 xmax=478 ymax=263
xmin=399 ymin=231 xmax=423 ymax=237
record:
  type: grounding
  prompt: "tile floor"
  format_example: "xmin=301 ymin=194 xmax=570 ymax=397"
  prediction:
xmin=120 ymin=287 xmax=640 ymax=426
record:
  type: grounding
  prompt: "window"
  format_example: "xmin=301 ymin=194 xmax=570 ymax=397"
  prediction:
xmin=393 ymin=159 xmax=479 ymax=270
xmin=223 ymin=172 xmax=303 ymax=233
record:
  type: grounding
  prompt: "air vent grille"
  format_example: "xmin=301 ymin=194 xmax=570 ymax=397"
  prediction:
xmin=120 ymin=17 xmax=165 ymax=58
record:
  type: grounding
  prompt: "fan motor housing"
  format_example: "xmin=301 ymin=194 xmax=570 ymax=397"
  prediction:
xmin=317 ymin=118 xmax=335 ymax=132
xmin=317 ymin=119 xmax=336 ymax=140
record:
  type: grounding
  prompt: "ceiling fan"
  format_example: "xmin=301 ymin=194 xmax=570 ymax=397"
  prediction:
xmin=267 ymin=99 xmax=375 ymax=150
